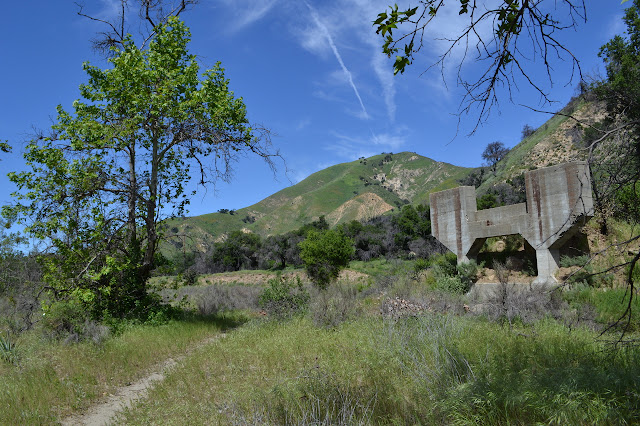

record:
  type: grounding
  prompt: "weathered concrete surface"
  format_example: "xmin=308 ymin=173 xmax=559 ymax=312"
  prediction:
xmin=430 ymin=162 xmax=594 ymax=285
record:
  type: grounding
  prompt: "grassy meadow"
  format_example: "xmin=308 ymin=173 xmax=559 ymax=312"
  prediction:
xmin=1 ymin=253 xmax=640 ymax=424
xmin=0 ymin=313 xmax=244 ymax=424
xmin=118 ymin=314 xmax=640 ymax=425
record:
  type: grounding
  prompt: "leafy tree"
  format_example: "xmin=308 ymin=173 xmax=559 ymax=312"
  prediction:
xmin=392 ymin=204 xmax=431 ymax=252
xmin=521 ymin=124 xmax=536 ymax=140
xmin=374 ymin=1 xmax=585 ymax=129
xmin=477 ymin=193 xmax=500 ymax=211
xmin=0 ymin=141 xmax=10 ymax=155
xmin=598 ymin=0 xmax=640 ymax=136
xmin=588 ymin=0 xmax=640 ymax=329
xmin=259 ymin=233 xmax=295 ymax=270
xmin=4 ymin=18 xmax=276 ymax=318
xmin=458 ymin=167 xmax=487 ymax=188
xmin=299 ymin=229 xmax=355 ymax=290
xmin=482 ymin=141 xmax=510 ymax=174
xmin=211 ymin=230 xmax=262 ymax=272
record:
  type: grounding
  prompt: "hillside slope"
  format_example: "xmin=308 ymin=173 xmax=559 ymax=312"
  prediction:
xmin=164 ymin=98 xmax=604 ymax=256
xmin=479 ymin=99 xmax=604 ymax=192
xmin=164 ymin=152 xmax=469 ymax=251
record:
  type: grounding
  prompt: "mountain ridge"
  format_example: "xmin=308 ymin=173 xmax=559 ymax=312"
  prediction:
xmin=164 ymin=98 xmax=600 ymax=255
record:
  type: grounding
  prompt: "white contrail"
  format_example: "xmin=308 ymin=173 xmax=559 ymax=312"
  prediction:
xmin=371 ymin=50 xmax=396 ymax=121
xmin=305 ymin=1 xmax=369 ymax=120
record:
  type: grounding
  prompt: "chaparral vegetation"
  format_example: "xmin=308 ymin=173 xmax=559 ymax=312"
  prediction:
xmin=2 ymin=1 xmax=640 ymax=424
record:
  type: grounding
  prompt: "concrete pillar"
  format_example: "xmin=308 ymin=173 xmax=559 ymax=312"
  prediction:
xmin=459 ymin=238 xmax=486 ymax=264
xmin=533 ymin=248 xmax=560 ymax=286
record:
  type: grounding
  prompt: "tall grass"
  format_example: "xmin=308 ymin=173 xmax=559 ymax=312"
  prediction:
xmin=119 ymin=314 xmax=640 ymax=425
xmin=0 ymin=313 xmax=241 ymax=424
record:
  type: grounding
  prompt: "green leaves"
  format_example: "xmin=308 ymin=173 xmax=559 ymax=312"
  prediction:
xmin=374 ymin=4 xmax=419 ymax=75
xmin=6 ymin=16 xmax=272 ymax=319
xmin=299 ymin=229 xmax=354 ymax=290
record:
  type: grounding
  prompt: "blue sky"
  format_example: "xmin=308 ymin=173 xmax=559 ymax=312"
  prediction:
xmin=0 ymin=1 xmax=629 ymax=218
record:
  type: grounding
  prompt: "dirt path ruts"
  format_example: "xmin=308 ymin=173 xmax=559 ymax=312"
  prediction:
xmin=60 ymin=333 xmax=226 ymax=426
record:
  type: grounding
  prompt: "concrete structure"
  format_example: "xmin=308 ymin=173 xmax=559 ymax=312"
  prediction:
xmin=430 ymin=162 xmax=594 ymax=285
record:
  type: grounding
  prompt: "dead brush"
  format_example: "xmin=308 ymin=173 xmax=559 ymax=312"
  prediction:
xmin=474 ymin=260 xmax=573 ymax=327
xmin=310 ymin=282 xmax=360 ymax=328
xmin=194 ymin=285 xmax=261 ymax=316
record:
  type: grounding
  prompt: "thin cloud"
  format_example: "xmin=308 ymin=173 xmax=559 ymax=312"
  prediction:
xmin=305 ymin=1 xmax=370 ymax=120
xmin=605 ymin=13 xmax=625 ymax=39
xmin=371 ymin=132 xmax=405 ymax=150
xmin=295 ymin=118 xmax=311 ymax=130
xmin=327 ymin=129 xmax=406 ymax=160
xmin=343 ymin=0 xmax=398 ymax=121
xmin=221 ymin=0 xmax=279 ymax=31
xmin=370 ymin=51 xmax=396 ymax=121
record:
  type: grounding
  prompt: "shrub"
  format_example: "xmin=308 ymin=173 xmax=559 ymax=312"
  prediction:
xmin=41 ymin=299 xmax=89 ymax=339
xmin=456 ymin=260 xmax=481 ymax=288
xmin=259 ymin=275 xmax=310 ymax=319
xmin=427 ymin=253 xmax=476 ymax=294
xmin=413 ymin=258 xmax=430 ymax=279
xmin=434 ymin=275 xmax=467 ymax=295
xmin=0 ymin=332 xmax=18 ymax=364
xmin=164 ymin=283 xmax=260 ymax=316
xmin=299 ymin=229 xmax=355 ymax=290
xmin=559 ymin=254 xmax=591 ymax=268
xmin=183 ymin=268 xmax=198 ymax=286
xmin=429 ymin=252 xmax=457 ymax=277
xmin=560 ymin=255 xmax=594 ymax=286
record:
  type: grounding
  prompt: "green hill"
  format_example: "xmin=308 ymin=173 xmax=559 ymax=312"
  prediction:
xmin=163 ymin=152 xmax=469 ymax=253
xmin=163 ymin=98 xmax=603 ymax=256
xmin=478 ymin=99 xmax=601 ymax=192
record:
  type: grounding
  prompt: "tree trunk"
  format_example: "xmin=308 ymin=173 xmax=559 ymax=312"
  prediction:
xmin=127 ymin=141 xmax=138 ymax=248
xmin=142 ymin=135 xmax=160 ymax=286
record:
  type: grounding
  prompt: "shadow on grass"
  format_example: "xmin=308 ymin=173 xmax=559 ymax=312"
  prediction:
xmin=449 ymin=330 xmax=640 ymax=424
xmin=177 ymin=308 xmax=254 ymax=334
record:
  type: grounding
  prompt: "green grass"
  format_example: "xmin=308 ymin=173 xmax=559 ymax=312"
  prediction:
xmin=0 ymin=313 xmax=244 ymax=424
xmin=118 ymin=314 xmax=640 ymax=425
xmin=565 ymin=286 xmax=640 ymax=330
xmin=348 ymin=258 xmax=412 ymax=277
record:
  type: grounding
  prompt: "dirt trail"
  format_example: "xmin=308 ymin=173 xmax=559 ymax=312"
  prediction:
xmin=61 ymin=333 xmax=226 ymax=426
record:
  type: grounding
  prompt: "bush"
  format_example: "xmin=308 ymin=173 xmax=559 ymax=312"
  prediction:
xmin=299 ymin=229 xmax=355 ymax=290
xmin=427 ymin=253 xmax=476 ymax=295
xmin=0 ymin=332 xmax=18 ymax=364
xmin=559 ymin=254 xmax=591 ymax=268
xmin=456 ymin=260 xmax=481 ymax=288
xmin=41 ymin=299 xmax=89 ymax=339
xmin=40 ymin=299 xmax=112 ymax=343
xmin=429 ymin=252 xmax=458 ymax=277
xmin=259 ymin=275 xmax=310 ymax=319
xmin=434 ymin=275 xmax=467 ymax=294
xmin=560 ymin=255 xmax=594 ymax=286
xmin=183 ymin=268 xmax=198 ymax=286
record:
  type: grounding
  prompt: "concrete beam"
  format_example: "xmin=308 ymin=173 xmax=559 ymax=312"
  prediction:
xmin=429 ymin=162 xmax=594 ymax=284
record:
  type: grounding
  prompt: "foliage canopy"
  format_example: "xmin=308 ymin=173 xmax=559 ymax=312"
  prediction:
xmin=299 ymin=229 xmax=355 ymax=290
xmin=4 ymin=17 xmax=276 ymax=318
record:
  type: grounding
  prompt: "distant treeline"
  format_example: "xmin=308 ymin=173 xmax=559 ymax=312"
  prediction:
xmin=160 ymin=203 xmax=445 ymax=276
